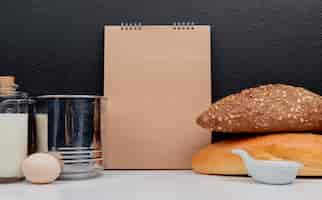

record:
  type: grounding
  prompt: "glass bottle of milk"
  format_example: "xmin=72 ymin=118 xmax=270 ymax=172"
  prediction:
xmin=0 ymin=76 xmax=34 ymax=182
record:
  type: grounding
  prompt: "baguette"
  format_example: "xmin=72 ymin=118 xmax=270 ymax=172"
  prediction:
xmin=197 ymin=84 xmax=322 ymax=133
xmin=192 ymin=133 xmax=322 ymax=176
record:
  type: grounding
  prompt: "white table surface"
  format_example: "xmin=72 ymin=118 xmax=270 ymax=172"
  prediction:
xmin=1 ymin=170 xmax=322 ymax=200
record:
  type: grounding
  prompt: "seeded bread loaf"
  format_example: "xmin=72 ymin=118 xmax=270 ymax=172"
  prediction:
xmin=192 ymin=133 xmax=322 ymax=176
xmin=197 ymin=84 xmax=322 ymax=133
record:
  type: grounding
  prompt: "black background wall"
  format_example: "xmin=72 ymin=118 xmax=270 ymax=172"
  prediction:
xmin=0 ymin=0 xmax=321 ymax=100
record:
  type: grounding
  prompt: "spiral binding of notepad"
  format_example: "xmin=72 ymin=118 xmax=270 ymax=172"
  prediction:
xmin=121 ymin=22 xmax=142 ymax=30
xmin=173 ymin=21 xmax=195 ymax=30
xmin=120 ymin=21 xmax=196 ymax=30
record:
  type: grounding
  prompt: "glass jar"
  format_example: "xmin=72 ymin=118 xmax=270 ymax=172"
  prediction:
xmin=0 ymin=76 xmax=34 ymax=182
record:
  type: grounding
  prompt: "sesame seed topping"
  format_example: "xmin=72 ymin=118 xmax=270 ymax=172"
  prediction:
xmin=218 ymin=116 xmax=223 ymax=122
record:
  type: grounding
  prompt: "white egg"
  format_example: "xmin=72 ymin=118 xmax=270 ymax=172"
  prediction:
xmin=48 ymin=151 xmax=64 ymax=170
xmin=22 ymin=153 xmax=61 ymax=184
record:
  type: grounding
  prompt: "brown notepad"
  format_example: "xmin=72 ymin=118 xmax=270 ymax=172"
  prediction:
xmin=103 ymin=24 xmax=211 ymax=169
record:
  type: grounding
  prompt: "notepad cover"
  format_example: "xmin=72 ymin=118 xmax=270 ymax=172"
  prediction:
xmin=103 ymin=25 xmax=211 ymax=169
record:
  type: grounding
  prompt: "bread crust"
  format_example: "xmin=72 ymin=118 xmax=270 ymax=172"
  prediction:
xmin=192 ymin=133 xmax=322 ymax=176
xmin=197 ymin=84 xmax=322 ymax=133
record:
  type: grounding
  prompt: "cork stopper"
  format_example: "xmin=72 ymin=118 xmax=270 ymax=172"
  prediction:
xmin=0 ymin=76 xmax=15 ymax=88
xmin=0 ymin=76 xmax=16 ymax=96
